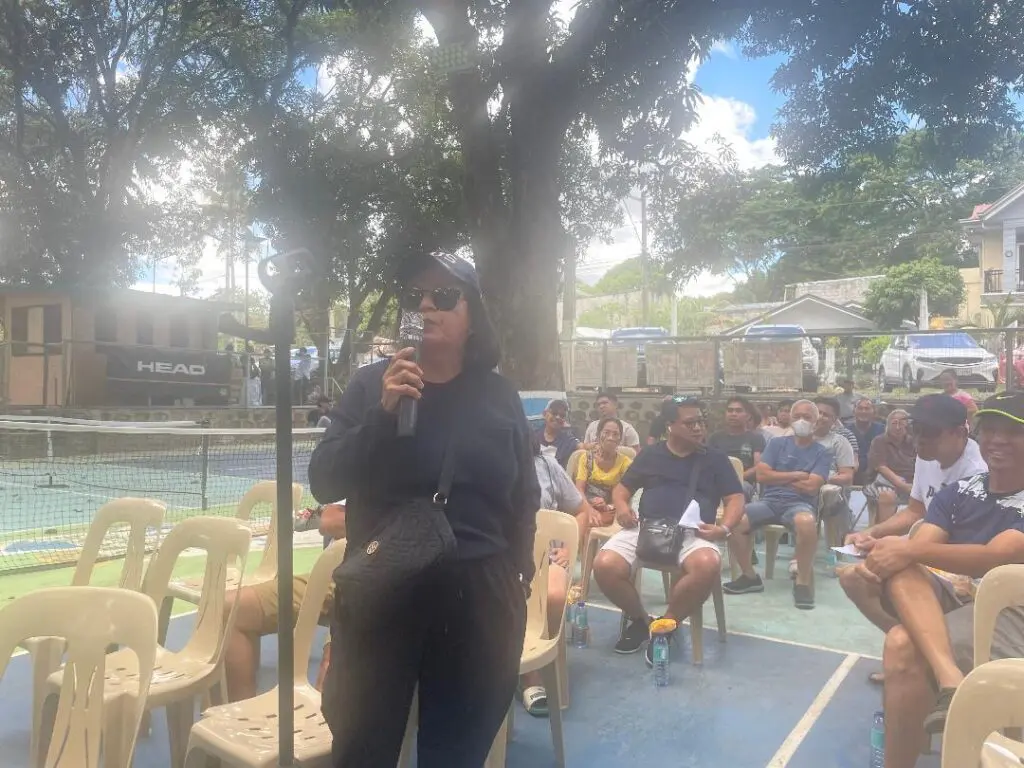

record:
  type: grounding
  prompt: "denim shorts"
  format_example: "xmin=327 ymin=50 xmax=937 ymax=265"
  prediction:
xmin=745 ymin=498 xmax=816 ymax=530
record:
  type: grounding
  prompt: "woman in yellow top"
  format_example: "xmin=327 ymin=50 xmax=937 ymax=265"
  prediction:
xmin=575 ymin=416 xmax=632 ymax=526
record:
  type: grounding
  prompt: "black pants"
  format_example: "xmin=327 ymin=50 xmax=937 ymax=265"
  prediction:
xmin=325 ymin=553 xmax=526 ymax=767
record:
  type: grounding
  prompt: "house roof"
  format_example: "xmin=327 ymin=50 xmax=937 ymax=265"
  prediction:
xmin=959 ymin=182 xmax=1024 ymax=225
xmin=722 ymin=293 xmax=875 ymax=336
xmin=0 ymin=286 xmax=241 ymax=311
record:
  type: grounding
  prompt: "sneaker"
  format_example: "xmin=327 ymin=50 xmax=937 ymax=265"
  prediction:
xmin=923 ymin=687 xmax=957 ymax=734
xmin=644 ymin=618 xmax=675 ymax=668
xmin=614 ymin=616 xmax=651 ymax=655
xmin=722 ymin=574 xmax=765 ymax=595
xmin=793 ymin=583 xmax=815 ymax=610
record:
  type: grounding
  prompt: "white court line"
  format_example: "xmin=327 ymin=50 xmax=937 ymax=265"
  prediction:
xmin=766 ymin=653 xmax=860 ymax=767
xmin=0 ymin=476 xmax=113 ymax=504
xmin=585 ymin=600 xmax=882 ymax=660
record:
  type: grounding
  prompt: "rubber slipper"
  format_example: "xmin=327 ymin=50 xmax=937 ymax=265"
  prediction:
xmin=868 ymin=671 xmax=885 ymax=685
xmin=522 ymin=685 xmax=549 ymax=718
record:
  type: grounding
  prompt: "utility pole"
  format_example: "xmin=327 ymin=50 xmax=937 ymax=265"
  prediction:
xmin=640 ymin=189 xmax=649 ymax=326
xmin=918 ymin=287 xmax=929 ymax=330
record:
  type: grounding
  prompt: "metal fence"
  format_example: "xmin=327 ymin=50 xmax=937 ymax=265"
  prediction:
xmin=561 ymin=328 xmax=1024 ymax=395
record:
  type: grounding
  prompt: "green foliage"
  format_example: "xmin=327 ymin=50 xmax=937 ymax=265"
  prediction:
xmin=860 ymin=336 xmax=892 ymax=367
xmin=864 ymin=258 xmax=967 ymax=329
xmin=591 ymin=257 xmax=672 ymax=297
xmin=655 ymin=132 xmax=1024 ymax=299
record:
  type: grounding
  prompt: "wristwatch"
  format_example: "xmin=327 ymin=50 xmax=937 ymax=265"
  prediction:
xmin=720 ymin=524 xmax=732 ymax=538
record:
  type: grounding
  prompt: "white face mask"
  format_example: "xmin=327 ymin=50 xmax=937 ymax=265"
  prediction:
xmin=792 ymin=418 xmax=814 ymax=438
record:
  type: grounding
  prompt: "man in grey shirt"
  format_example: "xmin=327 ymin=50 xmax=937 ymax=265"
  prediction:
xmin=813 ymin=397 xmax=857 ymax=543
xmin=583 ymin=392 xmax=640 ymax=450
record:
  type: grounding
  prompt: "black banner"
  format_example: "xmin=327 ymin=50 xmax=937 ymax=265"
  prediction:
xmin=106 ymin=346 xmax=233 ymax=385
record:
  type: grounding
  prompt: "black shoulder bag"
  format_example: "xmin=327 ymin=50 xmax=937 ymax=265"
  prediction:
xmin=635 ymin=451 xmax=704 ymax=568
xmin=331 ymin=434 xmax=459 ymax=616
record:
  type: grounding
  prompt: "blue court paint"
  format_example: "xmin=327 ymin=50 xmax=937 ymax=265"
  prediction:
xmin=0 ymin=604 xmax=924 ymax=768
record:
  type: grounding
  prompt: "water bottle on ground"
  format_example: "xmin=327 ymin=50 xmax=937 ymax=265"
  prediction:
xmin=573 ymin=599 xmax=589 ymax=648
xmin=869 ymin=710 xmax=885 ymax=768
xmin=826 ymin=548 xmax=838 ymax=577
xmin=650 ymin=618 xmax=677 ymax=687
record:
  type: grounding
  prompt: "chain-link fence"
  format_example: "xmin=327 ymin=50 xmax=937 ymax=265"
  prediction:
xmin=561 ymin=328 xmax=1023 ymax=396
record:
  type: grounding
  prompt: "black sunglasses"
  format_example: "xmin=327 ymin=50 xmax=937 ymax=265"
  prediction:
xmin=400 ymin=287 xmax=463 ymax=312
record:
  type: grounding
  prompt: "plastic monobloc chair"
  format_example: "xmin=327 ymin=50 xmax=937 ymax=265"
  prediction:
xmin=21 ymin=497 xmax=165 ymax=767
xmin=48 ymin=515 xmax=251 ymax=768
xmin=161 ymin=481 xmax=303 ymax=641
xmin=941 ymin=658 xmax=1024 ymax=767
xmin=183 ymin=538 xmax=348 ymax=767
xmin=485 ymin=508 xmax=580 ymax=768
xmin=1 ymin=587 xmax=158 ymax=768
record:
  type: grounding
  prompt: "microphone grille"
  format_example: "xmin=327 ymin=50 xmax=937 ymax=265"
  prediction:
xmin=399 ymin=311 xmax=424 ymax=342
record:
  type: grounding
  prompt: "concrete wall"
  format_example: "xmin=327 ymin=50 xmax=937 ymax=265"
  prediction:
xmin=787 ymin=276 xmax=883 ymax=305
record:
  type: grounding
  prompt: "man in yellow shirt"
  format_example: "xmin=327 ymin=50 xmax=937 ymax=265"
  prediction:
xmin=223 ymin=502 xmax=346 ymax=701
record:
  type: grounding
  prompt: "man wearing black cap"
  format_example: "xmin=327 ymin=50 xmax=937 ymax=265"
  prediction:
xmin=839 ymin=394 xmax=987 ymax=684
xmin=536 ymin=398 xmax=580 ymax=468
xmin=864 ymin=392 xmax=1024 ymax=767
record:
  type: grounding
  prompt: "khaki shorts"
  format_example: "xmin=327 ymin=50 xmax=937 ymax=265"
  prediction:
xmin=881 ymin=570 xmax=1024 ymax=673
xmin=601 ymin=527 xmax=720 ymax=574
xmin=249 ymin=575 xmax=335 ymax=636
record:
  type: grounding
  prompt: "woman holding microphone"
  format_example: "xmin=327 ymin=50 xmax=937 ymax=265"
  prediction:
xmin=309 ymin=251 xmax=539 ymax=767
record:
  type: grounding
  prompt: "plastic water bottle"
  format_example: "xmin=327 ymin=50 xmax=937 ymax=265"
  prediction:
xmin=565 ymin=600 xmax=577 ymax=644
xmin=652 ymin=633 xmax=671 ymax=686
xmin=826 ymin=549 xmax=838 ymax=577
xmin=573 ymin=600 xmax=589 ymax=648
xmin=869 ymin=710 xmax=885 ymax=768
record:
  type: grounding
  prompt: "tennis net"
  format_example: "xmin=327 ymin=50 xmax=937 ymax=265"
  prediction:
xmin=0 ymin=419 xmax=322 ymax=573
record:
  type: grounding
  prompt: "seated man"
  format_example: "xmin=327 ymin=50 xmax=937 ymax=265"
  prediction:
xmin=707 ymin=395 xmax=765 ymax=500
xmin=862 ymin=408 xmax=916 ymax=525
xmin=839 ymin=395 xmax=986 ymax=685
xmin=223 ymin=501 xmax=347 ymax=701
xmin=592 ymin=397 xmax=744 ymax=666
xmin=812 ymin=396 xmax=857 ymax=537
xmin=522 ymin=430 xmax=600 ymax=717
xmin=535 ymin=398 xmax=580 ymax=468
xmin=868 ymin=392 xmax=1024 ymax=768
xmin=849 ymin=397 xmax=885 ymax=486
xmin=722 ymin=399 xmax=832 ymax=609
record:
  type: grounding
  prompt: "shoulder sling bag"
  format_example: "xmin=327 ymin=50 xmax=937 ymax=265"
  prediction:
xmin=635 ymin=450 xmax=705 ymax=568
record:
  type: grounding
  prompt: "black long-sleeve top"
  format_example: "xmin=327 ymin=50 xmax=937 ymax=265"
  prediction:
xmin=308 ymin=360 xmax=540 ymax=584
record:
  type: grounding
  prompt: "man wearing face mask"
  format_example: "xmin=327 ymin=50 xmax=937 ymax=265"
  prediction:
xmin=723 ymin=399 xmax=833 ymax=609
xmin=838 ymin=393 xmax=986 ymax=685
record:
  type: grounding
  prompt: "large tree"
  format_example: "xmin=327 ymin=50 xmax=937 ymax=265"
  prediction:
xmin=325 ymin=1 xmax=1024 ymax=387
xmin=0 ymin=0 xmax=235 ymax=285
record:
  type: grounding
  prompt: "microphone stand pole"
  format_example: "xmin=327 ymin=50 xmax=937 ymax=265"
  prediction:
xmin=256 ymin=248 xmax=315 ymax=768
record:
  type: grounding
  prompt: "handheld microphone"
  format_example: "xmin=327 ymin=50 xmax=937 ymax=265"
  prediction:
xmin=397 ymin=311 xmax=424 ymax=437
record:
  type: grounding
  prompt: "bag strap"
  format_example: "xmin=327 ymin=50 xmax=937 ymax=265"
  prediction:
xmin=434 ymin=436 xmax=459 ymax=508
xmin=683 ymin=450 xmax=705 ymax=511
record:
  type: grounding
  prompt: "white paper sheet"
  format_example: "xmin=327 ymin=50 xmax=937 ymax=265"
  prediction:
xmin=830 ymin=544 xmax=867 ymax=559
xmin=678 ymin=499 xmax=703 ymax=529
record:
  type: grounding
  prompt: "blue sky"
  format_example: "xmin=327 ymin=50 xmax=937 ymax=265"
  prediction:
xmin=134 ymin=36 xmax=787 ymax=298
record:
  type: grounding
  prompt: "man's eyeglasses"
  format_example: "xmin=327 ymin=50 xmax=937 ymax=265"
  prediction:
xmin=400 ymin=287 xmax=463 ymax=312
xmin=677 ymin=418 xmax=705 ymax=430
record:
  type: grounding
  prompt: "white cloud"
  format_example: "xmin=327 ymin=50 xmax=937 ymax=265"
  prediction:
xmin=710 ymin=40 xmax=737 ymax=58
xmin=685 ymin=94 xmax=779 ymax=170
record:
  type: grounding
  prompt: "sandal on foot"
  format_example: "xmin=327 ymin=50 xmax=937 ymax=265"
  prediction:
xmin=923 ymin=686 xmax=957 ymax=734
xmin=522 ymin=686 xmax=549 ymax=718
xmin=868 ymin=671 xmax=885 ymax=685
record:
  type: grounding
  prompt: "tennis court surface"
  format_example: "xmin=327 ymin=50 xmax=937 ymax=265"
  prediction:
xmin=0 ymin=600 xmax=938 ymax=768
xmin=0 ymin=419 xmax=320 ymax=570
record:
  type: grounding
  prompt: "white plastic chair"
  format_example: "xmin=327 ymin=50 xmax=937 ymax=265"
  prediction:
xmin=21 ymin=497 xmax=165 ymax=767
xmin=161 ymin=482 xmax=302 ymax=639
xmin=485 ymin=509 xmax=580 ymax=768
xmin=47 ymin=515 xmax=251 ymax=768
xmin=0 ymin=587 xmax=158 ymax=768
xmin=182 ymin=538 xmax=347 ymax=767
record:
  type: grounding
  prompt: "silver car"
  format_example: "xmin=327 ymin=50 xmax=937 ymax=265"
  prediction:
xmin=876 ymin=332 xmax=998 ymax=393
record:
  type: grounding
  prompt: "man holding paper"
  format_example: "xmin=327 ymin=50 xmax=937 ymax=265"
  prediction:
xmin=864 ymin=392 xmax=1024 ymax=767
xmin=592 ymin=396 xmax=744 ymax=667
xmin=838 ymin=394 xmax=986 ymax=685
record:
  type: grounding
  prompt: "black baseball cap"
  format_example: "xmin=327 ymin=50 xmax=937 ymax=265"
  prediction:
xmin=909 ymin=394 xmax=968 ymax=430
xmin=398 ymin=250 xmax=480 ymax=292
xmin=976 ymin=392 xmax=1024 ymax=425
